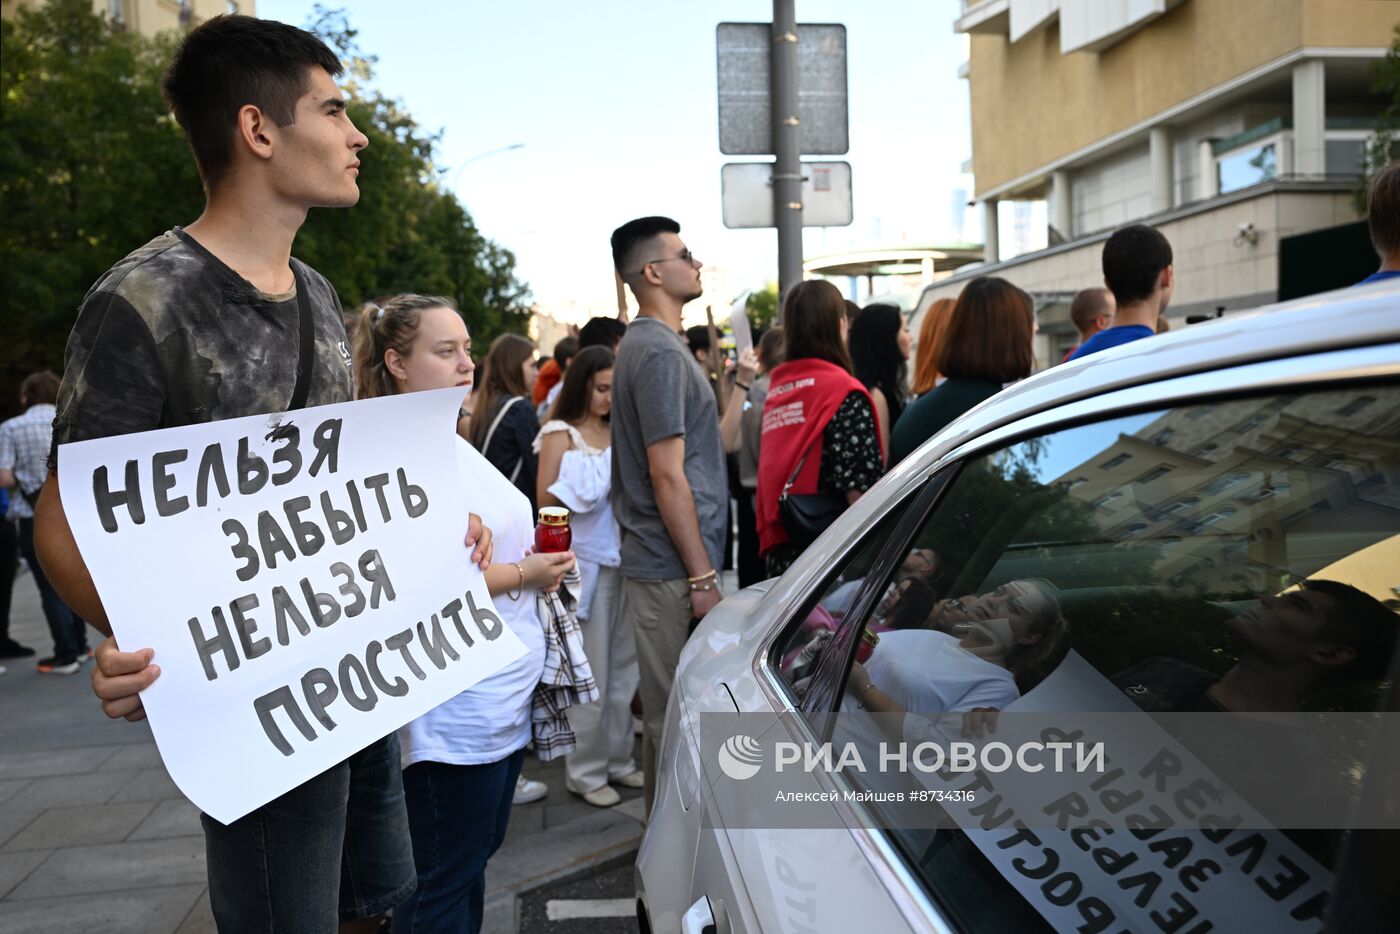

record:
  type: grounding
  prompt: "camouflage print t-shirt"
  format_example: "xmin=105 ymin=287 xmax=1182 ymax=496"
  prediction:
xmin=51 ymin=228 xmax=354 ymax=465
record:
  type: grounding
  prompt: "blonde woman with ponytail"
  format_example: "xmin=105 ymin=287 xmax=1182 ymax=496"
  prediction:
xmin=353 ymin=294 xmax=576 ymax=933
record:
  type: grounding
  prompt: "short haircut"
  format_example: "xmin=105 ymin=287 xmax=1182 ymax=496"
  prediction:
xmin=1302 ymin=579 xmax=1398 ymax=683
xmin=756 ymin=326 xmax=785 ymax=370
xmin=578 ymin=316 xmax=627 ymax=350
xmin=161 ymin=15 xmax=343 ymax=189
xmin=1070 ymin=287 xmax=1114 ymax=333
xmin=1102 ymin=224 xmax=1173 ymax=307
xmin=552 ymin=336 xmax=579 ymax=367
xmin=783 ymin=280 xmax=853 ymax=373
xmin=843 ymin=299 xmax=862 ymax=325
xmin=1366 ymin=161 xmax=1400 ymax=259
xmin=936 ymin=276 xmax=1035 ymax=383
xmin=610 ymin=216 xmax=680 ymax=275
xmin=20 ymin=370 xmax=60 ymax=407
xmin=685 ymin=325 xmax=711 ymax=354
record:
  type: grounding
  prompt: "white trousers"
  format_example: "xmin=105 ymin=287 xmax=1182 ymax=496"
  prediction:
xmin=564 ymin=563 xmax=640 ymax=793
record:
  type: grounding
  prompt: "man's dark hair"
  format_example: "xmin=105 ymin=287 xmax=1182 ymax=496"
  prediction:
xmin=684 ymin=325 xmax=711 ymax=357
xmin=1070 ymin=287 xmax=1114 ymax=333
xmin=552 ymin=336 xmax=579 ymax=368
xmin=1102 ymin=224 xmax=1173 ymax=307
xmin=20 ymin=371 xmax=60 ymax=407
xmin=1301 ymin=579 xmax=1398 ymax=683
xmin=578 ymin=316 xmax=627 ymax=350
xmin=161 ymin=15 xmax=343 ymax=188
xmin=1366 ymin=161 xmax=1400 ymax=260
xmin=610 ymin=216 xmax=680 ymax=275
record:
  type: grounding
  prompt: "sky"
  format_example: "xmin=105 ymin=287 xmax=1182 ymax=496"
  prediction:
xmin=258 ymin=1 xmax=974 ymax=323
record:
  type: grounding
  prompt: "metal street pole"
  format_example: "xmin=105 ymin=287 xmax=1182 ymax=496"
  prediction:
xmin=772 ymin=0 xmax=803 ymax=319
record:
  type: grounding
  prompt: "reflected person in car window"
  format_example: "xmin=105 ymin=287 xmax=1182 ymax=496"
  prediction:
xmin=1113 ymin=579 xmax=1397 ymax=713
xmin=849 ymin=579 xmax=1069 ymax=714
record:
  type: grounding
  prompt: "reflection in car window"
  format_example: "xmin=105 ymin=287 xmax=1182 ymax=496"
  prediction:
xmin=826 ymin=386 xmax=1400 ymax=932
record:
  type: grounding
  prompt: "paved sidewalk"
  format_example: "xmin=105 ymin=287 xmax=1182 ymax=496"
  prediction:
xmin=0 ymin=565 xmax=648 ymax=933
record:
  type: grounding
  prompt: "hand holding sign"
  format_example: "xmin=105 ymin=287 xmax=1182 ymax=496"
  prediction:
xmin=61 ymin=387 xmax=526 ymax=824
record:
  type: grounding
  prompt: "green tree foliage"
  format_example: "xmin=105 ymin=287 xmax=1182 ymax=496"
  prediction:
xmin=1355 ymin=23 xmax=1400 ymax=214
xmin=0 ymin=0 xmax=203 ymax=412
xmin=0 ymin=0 xmax=529 ymax=414
xmin=745 ymin=281 xmax=780 ymax=329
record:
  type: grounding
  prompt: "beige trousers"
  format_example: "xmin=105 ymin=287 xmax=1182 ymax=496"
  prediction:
xmin=623 ymin=576 xmax=692 ymax=816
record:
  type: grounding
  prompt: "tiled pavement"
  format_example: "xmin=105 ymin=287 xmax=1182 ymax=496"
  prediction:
xmin=0 ymin=564 xmax=653 ymax=933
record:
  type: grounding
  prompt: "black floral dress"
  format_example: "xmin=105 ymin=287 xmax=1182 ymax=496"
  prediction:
xmin=765 ymin=391 xmax=885 ymax=576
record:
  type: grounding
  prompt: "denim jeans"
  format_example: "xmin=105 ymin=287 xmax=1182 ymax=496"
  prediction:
xmin=17 ymin=517 xmax=86 ymax=660
xmin=201 ymin=733 xmax=416 ymax=932
xmin=394 ymin=747 xmax=526 ymax=934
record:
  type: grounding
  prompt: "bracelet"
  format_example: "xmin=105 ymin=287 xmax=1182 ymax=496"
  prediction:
xmin=735 ymin=381 xmax=751 ymax=392
xmin=508 ymin=562 xmax=524 ymax=599
xmin=687 ymin=569 xmax=717 ymax=584
xmin=689 ymin=580 xmax=717 ymax=592
xmin=858 ymin=680 xmax=876 ymax=707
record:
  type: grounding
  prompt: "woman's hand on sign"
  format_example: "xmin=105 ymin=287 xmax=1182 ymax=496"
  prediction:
xmin=92 ymin=636 xmax=160 ymax=722
xmin=465 ymin=512 xmax=493 ymax=570
xmin=522 ymin=550 xmax=575 ymax=592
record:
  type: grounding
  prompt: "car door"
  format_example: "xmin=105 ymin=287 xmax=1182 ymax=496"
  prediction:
xmin=772 ymin=364 xmax=1400 ymax=932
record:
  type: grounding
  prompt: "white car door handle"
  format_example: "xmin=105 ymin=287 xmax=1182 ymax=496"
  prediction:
xmin=681 ymin=895 xmax=716 ymax=934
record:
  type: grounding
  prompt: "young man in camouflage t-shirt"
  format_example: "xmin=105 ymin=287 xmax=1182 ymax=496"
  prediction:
xmin=33 ymin=15 xmax=488 ymax=931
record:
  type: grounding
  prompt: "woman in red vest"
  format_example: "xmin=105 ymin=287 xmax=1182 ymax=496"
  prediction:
xmin=757 ymin=280 xmax=886 ymax=576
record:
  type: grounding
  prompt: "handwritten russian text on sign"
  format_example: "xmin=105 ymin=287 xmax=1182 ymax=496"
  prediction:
xmin=59 ymin=387 xmax=525 ymax=824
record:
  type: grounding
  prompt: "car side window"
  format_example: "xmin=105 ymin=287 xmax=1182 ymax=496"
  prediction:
xmin=770 ymin=487 xmax=933 ymax=707
xmin=824 ymin=385 xmax=1400 ymax=932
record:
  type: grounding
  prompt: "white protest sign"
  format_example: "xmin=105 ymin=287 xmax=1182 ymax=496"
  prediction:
xmin=921 ymin=653 xmax=1331 ymax=932
xmin=729 ymin=291 xmax=753 ymax=358
xmin=59 ymin=387 xmax=526 ymax=824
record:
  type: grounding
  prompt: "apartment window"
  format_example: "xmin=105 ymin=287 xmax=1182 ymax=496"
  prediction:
xmin=227 ymin=1 xmax=239 ymax=12
xmin=1203 ymin=471 xmax=1251 ymax=495
xmin=108 ymin=0 xmax=125 ymax=23
xmin=1150 ymin=429 xmax=1175 ymax=445
xmin=1337 ymin=395 xmax=1376 ymax=417
xmin=1093 ymin=491 xmax=1124 ymax=509
xmin=1214 ymin=119 xmax=1293 ymax=195
xmin=1101 ymin=453 xmax=1132 ymax=470
xmin=1135 ymin=466 xmax=1172 ymax=484
xmin=1163 ymin=496 xmax=1200 ymax=515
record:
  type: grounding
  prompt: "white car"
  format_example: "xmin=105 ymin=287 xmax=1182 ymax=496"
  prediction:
xmin=636 ymin=283 xmax=1400 ymax=934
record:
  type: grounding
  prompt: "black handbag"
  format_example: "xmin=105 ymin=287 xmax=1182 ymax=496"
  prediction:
xmin=777 ymin=444 xmax=847 ymax=549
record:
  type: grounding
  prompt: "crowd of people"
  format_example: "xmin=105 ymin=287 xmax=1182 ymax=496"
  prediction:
xmin=0 ymin=10 xmax=1396 ymax=934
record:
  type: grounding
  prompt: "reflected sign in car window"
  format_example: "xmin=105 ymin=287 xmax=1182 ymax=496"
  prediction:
xmin=830 ymin=386 xmax=1400 ymax=932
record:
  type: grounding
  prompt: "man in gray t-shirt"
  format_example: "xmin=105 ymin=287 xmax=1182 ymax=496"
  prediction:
xmin=608 ymin=216 xmax=727 ymax=812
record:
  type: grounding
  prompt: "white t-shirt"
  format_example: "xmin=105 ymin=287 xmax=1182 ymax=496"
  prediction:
xmin=398 ymin=438 xmax=546 ymax=767
xmin=863 ymin=629 xmax=1019 ymax=713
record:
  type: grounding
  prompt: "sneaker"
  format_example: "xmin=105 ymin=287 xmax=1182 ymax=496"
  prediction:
xmin=36 ymin=656 xmax=81 ymax=675
xmin=575 ymin=784 xmax=622 ymax=808
xmin=609 ymin=769 xmax=645 ymax=790
xmin=0 ymin=639 xmax=35 ymax=659
xmin=512 ymin=775 xmax=548 ymax=805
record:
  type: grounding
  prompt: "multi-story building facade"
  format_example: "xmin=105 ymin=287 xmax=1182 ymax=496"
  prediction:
xmin=1 ymin=0 xmax=251 ymax=36
xmin=917 ymin=0 xmax=1398 ymax=363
